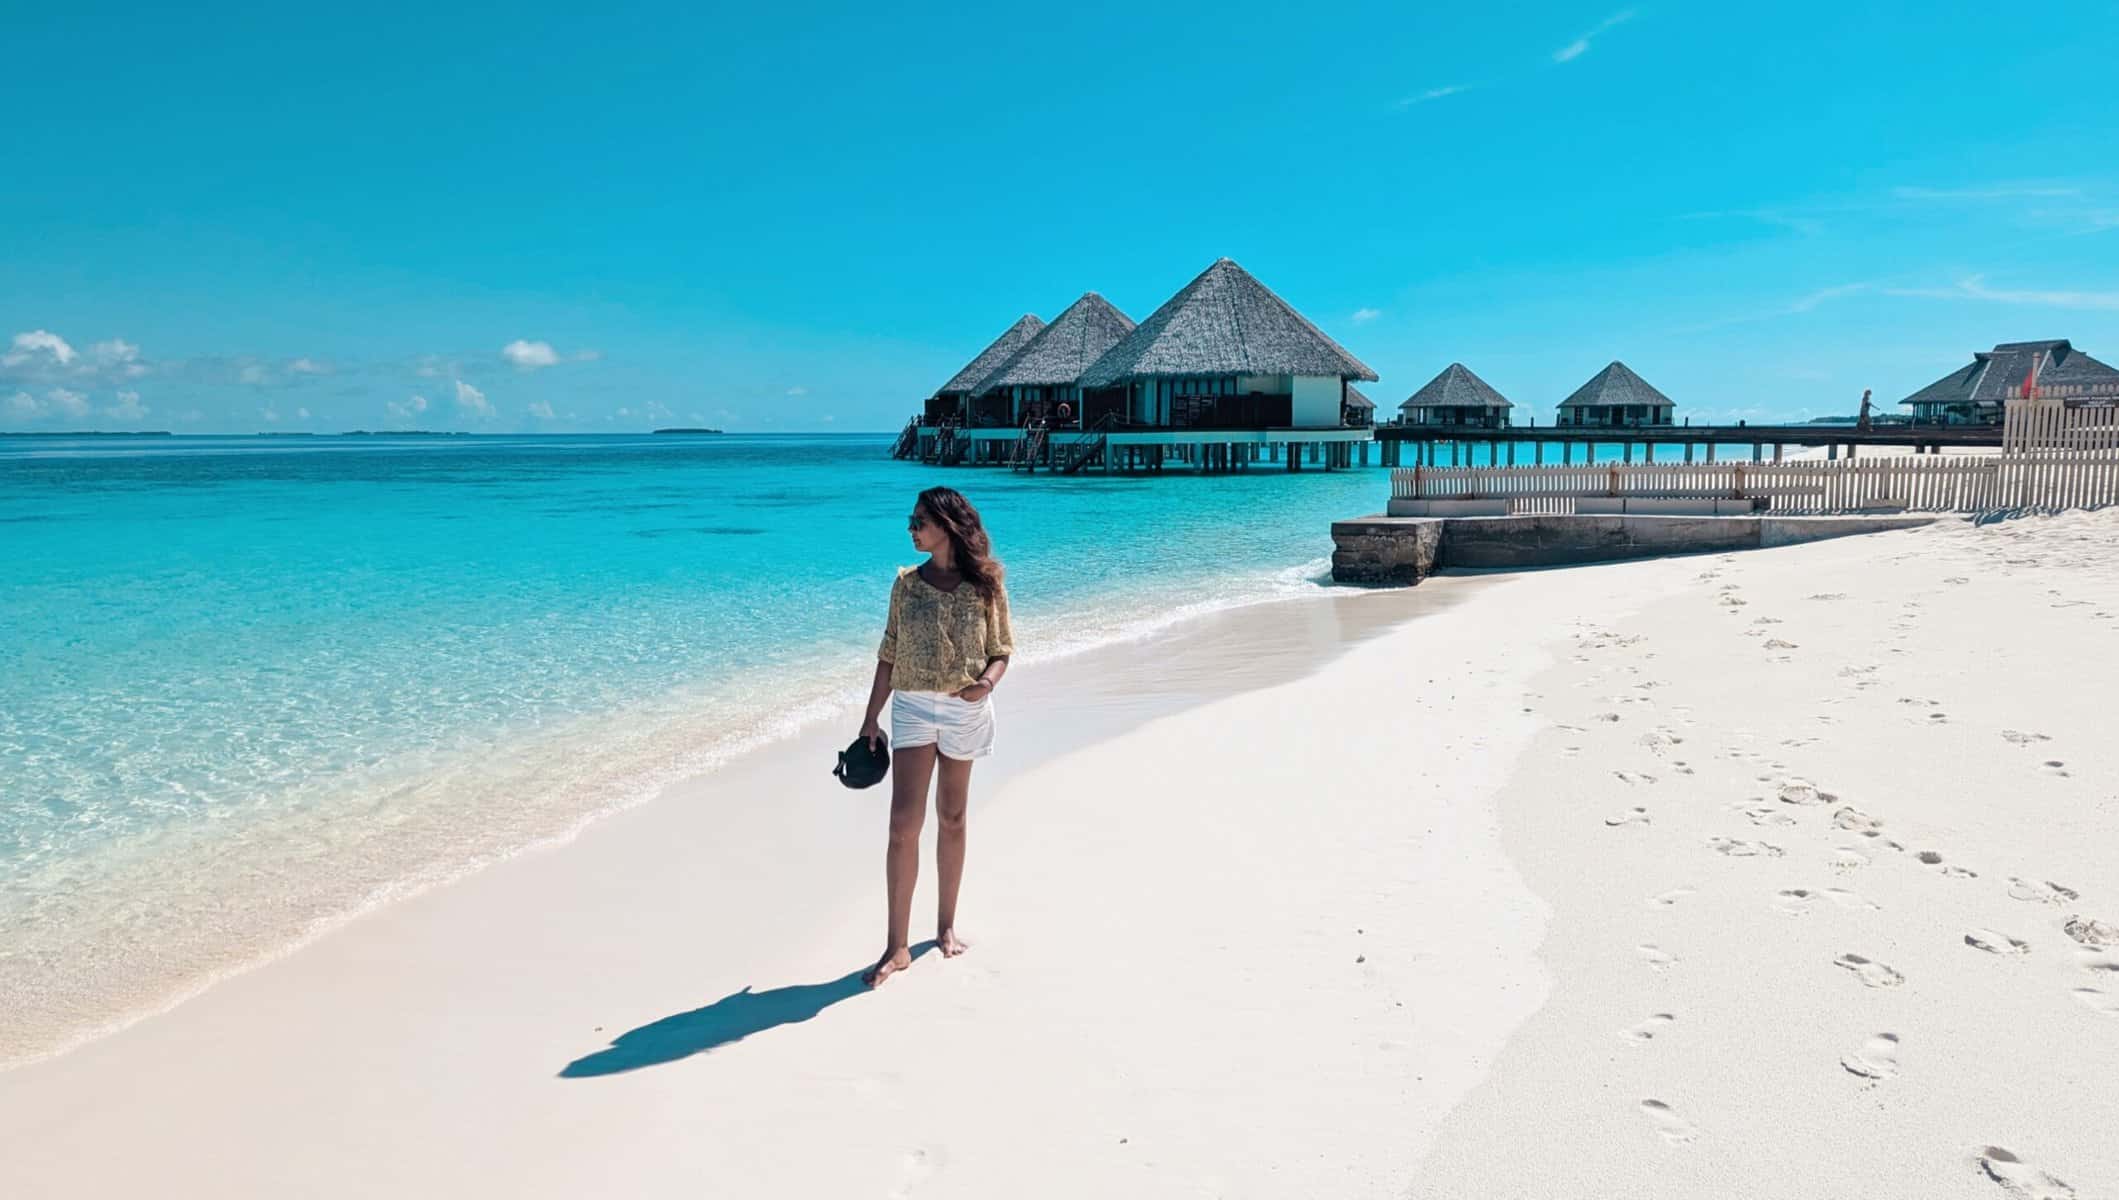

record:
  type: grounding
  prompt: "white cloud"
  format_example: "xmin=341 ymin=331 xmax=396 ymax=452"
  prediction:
xmin=90 ymin=339 xmax=146 ymax=377
xmin=288 ymin=357 xmax=331 ymax=375
xmin=455 ymin=379 xmax=494 ymax=417
xmin=4 ymin=330 xmax=77 ymax=368
xmin=820 ymin=414 xmax=836 ymax=423
xmin=239 ymin=364 xmax=269 ymax=385
xmin=785 ymin=385 xmax=808 ymax=396
xmin=1884 ymin=275 xmax=2119 ymax=311
xmin=6 ymin=391 xmax=38 ymax=418
xmin=527 ymin=400 xmax=555 ymax=419
xmin=259 ymin=405 xmax=281 ymax=423
xmin=105 ymin=390 xmax=149 ymax=421
xmin=1787 ymin=282 xmax=1869 ymax=312
xmin=502 ymin=339 xmax=561 ymax=369
xmin=1894 ymin=185 xmax=2082 ymax=201
xmin=1553 ymin=9 xmax=1635 ymax=62
xmin=1395 ymin=86 xmax=1465 ymax=108
xmin=386 ymin=393 xmax=431 ymax=419
xmin=48 ymin=388 xmax=89 ymax=418
xmin=297 ymin=407 xmax=311 ymax=419
xmin=1351 ymin=307 xmax=1382 ymax=323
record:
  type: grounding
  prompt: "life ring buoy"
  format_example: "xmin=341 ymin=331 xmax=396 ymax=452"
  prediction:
xmin=1056 ymin=401 xmax=1073 ymax=422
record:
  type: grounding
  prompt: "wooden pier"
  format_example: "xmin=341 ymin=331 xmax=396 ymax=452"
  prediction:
xmin=1371 ymin=422 xmax=2003 ymax=468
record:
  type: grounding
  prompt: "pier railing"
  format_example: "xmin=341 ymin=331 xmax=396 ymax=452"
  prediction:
xmin=1391 ymin=459 xmax=2006 ymax=514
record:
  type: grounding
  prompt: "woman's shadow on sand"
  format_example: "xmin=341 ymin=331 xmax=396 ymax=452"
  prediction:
xmin=559 ymin=942 xmax=937 ymax=1078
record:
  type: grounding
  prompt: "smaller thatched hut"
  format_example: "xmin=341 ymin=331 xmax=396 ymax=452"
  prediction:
xmin=968 ymin=293 xmax=1135 ymax=428
xmin=1556 ymin=361 xmax=1675 ymax=428
xmin=1900 ymin=339 xmax=2119 ymax=425
xmin=1398 ymin=363 xmax=1512 ymax=428
xmin=927 ymin=314 xmax=1044 ymax=424
xmin=1342 ymin=384 xmax=1376 ymax=427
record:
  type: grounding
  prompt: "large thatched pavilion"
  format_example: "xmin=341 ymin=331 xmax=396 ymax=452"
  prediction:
xmin=1555 ymin=361 xmax=1676 ymax=427
xmin=1078 ymin=258 xmax=1377 ymax=430
xmin=1398 ymin=363 xmax=1513 ymax=428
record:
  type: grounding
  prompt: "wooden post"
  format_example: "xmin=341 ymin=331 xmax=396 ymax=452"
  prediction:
xmin=1773 ymin=443 xmax=1783 ymax=463
xmin=1684 ymin=441 xmax=1694 ymax=464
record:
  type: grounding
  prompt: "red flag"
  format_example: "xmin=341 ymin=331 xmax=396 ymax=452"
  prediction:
xmin=2022 ymin=359 xmax=2039 ymax=399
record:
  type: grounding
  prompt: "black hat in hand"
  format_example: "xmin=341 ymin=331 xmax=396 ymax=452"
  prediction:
xmin=833 ymin=733 xmax=890 ymax=789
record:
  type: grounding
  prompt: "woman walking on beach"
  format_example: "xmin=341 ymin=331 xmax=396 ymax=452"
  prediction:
xmin=858 ymin=486 xmax=1014 ymax=988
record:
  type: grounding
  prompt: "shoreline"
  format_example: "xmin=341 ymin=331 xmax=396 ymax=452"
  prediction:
xmin=0 ymin=552 xmax=1344 ymax=1071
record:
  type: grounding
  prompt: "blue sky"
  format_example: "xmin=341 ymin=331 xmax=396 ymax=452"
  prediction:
xmin=3 ymin=1 xmax=2114 ymax=433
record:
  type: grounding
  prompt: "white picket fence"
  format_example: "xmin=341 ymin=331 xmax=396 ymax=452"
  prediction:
xmin=2000 ymin=398 xmax=2119 ymax=511
xmin=1390 ymin=458 xmax=2005 ymax=514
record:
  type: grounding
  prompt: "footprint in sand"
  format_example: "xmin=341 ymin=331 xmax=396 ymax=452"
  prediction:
xmin=1638 ymin=1099 xmax=1698 ymax=1143
xmin=1775 ymin=889 xmax=1820 ymax=916
xmin=2063 ymin=917 xmax=2119 ymax=947
xmin=1605 ymin=806 xmax=1651 ymax=828
xmin=1965 ymin=930 xmax=2031 ymax=956
xmin=1620 ymin=1013 xmax=1676 ymax=1043
xmin=2073 ymin=949 xmax=2119 ymax=975
xmin=1833 ymin=806 xmax=1884 ymax=833
xmin=1834 ymin=953 xmax=1905 ymax=988
xmin=1613 ymin=769 xmax=1658 ymax=786
xmin=1734 ymin=802 xmax=1798 ymax=828
xmin=2074 ymin=988 xmax=2119 ymax=1016
xmin=1777 ymin=780 xmax=1834 ymax=807
xmin=1807 ymin=592 xmax=1846 ymax=601
xmin=2008 ymin=878 xmax=2080 ymax=905
xmin=1648 ymin=887 xmax=1697 ymax=909
xmin=1974 ymin=1145 xmax=2076 ymax=1198
xmin=2041 ymin=761 xmax=2070 ymax=778
xmin=1764 ymin=638 xmax=1800 ymax=651
xmin=1639 ymin=728 xmax=1684 ymax=755
xmin=1841 ymin=1032 xmax=1901 ymax=1080
xmin=1918 ymin=851 xmax=1978 ymax=878
xmin=2001 ymin=730 xmax=2052 ymax=747
xmin=888 ymin=1146 xmax=945 ymax=1199
xmin=1637 ymin=944 xmax=1678 ymax=970
xmin=1707 ymin=836 xmax=1785 ymax=858
xmin=1823 ymin=888 xmax=1879 ymax=910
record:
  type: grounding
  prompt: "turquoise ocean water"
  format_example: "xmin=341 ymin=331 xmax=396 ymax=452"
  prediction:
xmin=1 ymin=431 xmax=1393 ymax=1060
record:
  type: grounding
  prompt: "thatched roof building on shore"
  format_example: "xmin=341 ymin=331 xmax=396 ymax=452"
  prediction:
xmin=966 ymin=293 xmax=1134 ymax=427
xmin=1900 ymin=339 xmax=2119 ymax=425
xmin=927 ymin=314 xmax=1044 ymax=422
xmin=1079 ymin=258 xmax=1377 ymax=431
xmin=1399 ymin=363 xmax=1513 ymax=428
xmin=1556 ymin=361 xmax=1675 ymax=427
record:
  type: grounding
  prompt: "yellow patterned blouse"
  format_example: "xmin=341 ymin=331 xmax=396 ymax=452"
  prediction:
xmin=877 ymin=565 xmax=1015 ymax=692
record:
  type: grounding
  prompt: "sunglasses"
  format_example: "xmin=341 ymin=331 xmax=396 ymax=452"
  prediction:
xmin=907 ymin=513 xmax=929 ymax=531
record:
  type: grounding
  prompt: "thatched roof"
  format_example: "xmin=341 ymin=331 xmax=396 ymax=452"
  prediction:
xmin=1080 ymin=258 xmax=1378 ymax=387
xmin=975 ymin=294 xmax=1135 ymax=393
xmin=1343 ymin=384 xmax=1375 ymax=411
xmin=1558 ymin=361 xmax=1673 ymax=410
xmin=1900 ymin=339 xmax=2119 ymax=408
xmin=1401 ymin=362 xmax=1512 ymax=412
xmin=935 ymin=314 xmax=1045 ymax=398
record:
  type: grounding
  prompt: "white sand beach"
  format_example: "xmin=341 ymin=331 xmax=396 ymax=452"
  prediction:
xmin=2 ymin=511 xmax=2115 ymax=1198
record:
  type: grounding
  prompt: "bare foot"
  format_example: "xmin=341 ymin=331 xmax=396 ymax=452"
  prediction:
xmin=937 ymin=927 xmax=970 ymax=958
xmin=863 ymin=946 xmax=912 ymax=988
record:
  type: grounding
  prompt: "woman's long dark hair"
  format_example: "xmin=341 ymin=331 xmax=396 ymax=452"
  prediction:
xmin=917 ymin=486 xmax=1004 ymax=603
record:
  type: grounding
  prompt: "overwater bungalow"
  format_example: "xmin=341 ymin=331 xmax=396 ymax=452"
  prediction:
xmin=966 ymin=293 xmax=1135 ymax=429
xmin=1343 ymin=384 xmax=1376 ymax=428
xmin=1079 ymin=258 xmax=1377 ymax=431
xmin=1397 ymin=362 xmax=1513 ymax=428
xmin=925 ymin=314 xmax=1044 ymax=425
xmin=1900 ymin=339 xmax=2119 ymax=426
xmin=1555 ymin=361 xmax=1676 ymax=428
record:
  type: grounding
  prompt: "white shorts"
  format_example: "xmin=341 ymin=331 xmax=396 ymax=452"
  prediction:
xmin=890 ymin=689 xmax=997 ymax=760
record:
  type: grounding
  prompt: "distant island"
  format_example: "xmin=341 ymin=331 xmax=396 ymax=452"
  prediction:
xmin=2 ymin=430 xmax=172 ymax=437
xmin=652 ymin=427 xmax=724 ymax=435
xmin=340 ymin=430 xmax=475 ymax=437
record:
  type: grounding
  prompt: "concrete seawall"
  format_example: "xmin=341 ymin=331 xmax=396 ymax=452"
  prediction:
xmin=1330 ymin=513 xmax=1941 ymax=585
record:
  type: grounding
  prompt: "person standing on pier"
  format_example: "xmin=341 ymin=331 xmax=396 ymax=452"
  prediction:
xmin=1858 ymin=388 xmax=1874 ymax=431
xmin=856 ymin=486 xmax=1014 ymax=987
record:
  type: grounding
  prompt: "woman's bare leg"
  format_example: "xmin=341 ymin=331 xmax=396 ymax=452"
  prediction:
xmin=934 ymin=753 xmax=973 ymax=956
xmin=866 ymin=743 xmax=936 ymax=987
